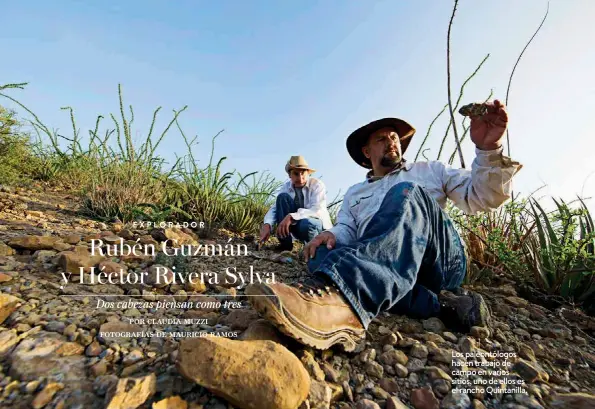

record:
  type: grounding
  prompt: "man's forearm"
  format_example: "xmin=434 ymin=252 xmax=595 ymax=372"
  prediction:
xmin=328 ymin=223 xmax=356 ymax=246
xmin=441 ymin=146 xmax=523 ymax=214
xmin=468 ymin=146 xmax=522 ymax=210
xmin=263 ymin=206 xmax=276 ymax=226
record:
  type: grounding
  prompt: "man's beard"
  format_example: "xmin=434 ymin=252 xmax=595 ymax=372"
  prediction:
xmin=380 ymin=153 xmax=402 ymax=168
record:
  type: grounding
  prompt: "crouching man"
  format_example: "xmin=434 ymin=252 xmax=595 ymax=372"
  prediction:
xmin=248 ymin=100 xmax=522 ymax=351
xmin=259 ymin=155 xmax=333 ymax=251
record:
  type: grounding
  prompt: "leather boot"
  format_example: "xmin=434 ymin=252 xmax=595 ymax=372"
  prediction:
xmin=246 ymin=275 xmax=365 ymax=351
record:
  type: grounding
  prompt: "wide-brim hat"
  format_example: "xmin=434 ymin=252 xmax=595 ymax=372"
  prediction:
xmin=285 ymin=155 xmax=316 ymax=173
xmin=346 ymin=117 xmax=416 ymax=169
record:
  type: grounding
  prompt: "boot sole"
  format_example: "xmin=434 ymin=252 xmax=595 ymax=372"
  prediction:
xmin=246 ymin=284 xmax=365 ymax=352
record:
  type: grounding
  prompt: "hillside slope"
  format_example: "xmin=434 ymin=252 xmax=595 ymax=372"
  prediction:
xmin=0 ymin=185 xmax=593 ymax=409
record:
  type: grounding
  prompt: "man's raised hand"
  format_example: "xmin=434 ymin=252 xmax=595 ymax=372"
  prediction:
xmin=470 ymin=99 xmax=508 ymax=151
xmin=304 ymin=231 xmax=336 ymax=261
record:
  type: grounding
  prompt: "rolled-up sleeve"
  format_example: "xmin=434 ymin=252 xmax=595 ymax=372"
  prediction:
xmin=328 ymin=189 xmax=358 ymax=245
xmin=437 ymin=146 xmax=523 ymax=214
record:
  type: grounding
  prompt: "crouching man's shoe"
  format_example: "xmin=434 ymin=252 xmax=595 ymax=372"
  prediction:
xmin=245 ymin=275 xmax=365 ymax=351
xmin=273 ymin=241 xmax=293 ymax=252
xmin=438 ymin=289 xmax=492 ymax=333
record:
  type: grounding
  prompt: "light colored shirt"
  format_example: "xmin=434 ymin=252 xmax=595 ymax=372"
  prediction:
xmin=264 ymin=177 xmax=333 ymax=229
xmin=328 ymin=147 xmax=523 ymax=246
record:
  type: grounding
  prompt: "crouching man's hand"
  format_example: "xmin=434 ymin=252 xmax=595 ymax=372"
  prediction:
xmin=304 ymin=231 xmax=336 ymax=261
xmin=259 ymin=223 xmax=271 ymax=243
xmin=276 ymin=215 xmax=293 ymax=238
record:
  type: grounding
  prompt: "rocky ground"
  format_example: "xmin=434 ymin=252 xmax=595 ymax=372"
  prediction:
xmin=0 ymin=184 xmax=594 ymax=409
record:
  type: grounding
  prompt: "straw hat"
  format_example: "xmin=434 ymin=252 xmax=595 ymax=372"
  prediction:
xmin=285 ymin=155 xmax=316 ymax=173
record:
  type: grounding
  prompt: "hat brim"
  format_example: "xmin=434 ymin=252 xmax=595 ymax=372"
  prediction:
xmin=346 ymin=117 xmax=416 ymax=169
xmin=285 ymin=165 xmax=316 ymax=173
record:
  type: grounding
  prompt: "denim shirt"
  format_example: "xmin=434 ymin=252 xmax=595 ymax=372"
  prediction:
xmin=328 ymin=147 xmax=522 ymax=245
xmin=264 ymin=177 xmax=333 ymax=229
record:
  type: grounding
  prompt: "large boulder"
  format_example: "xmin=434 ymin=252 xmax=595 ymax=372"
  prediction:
xmin=9 ymin=331 xmax=90 ymax=391
xmin=177 ymin=337 xmax=310 ymax=409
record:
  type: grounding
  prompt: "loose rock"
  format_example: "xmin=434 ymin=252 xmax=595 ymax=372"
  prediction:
xmin=548 ymin=392 xmax=595 ymax=409
xmin=218 ymin=309 xmax=259 ymax=331
xmin=8 ymin=235 xmax=61 ymax=251
xmin=365 ymin=361 xmax=384 ymax=379
xmin=0 ymin=241 xmax=16 ymax=256
xmin=410 ymin=344 xmax=429 ymax=359
xmin=355 ymin=399 xmax=381 ymax=409
xmin=152 ymin=395 xmax=188 ymax=409
xmin=511 ymin=359 xmax=549 ymax=383
xmin=105 ymin=373 xmax=156 ymax=409
xmin=379 ymin=349 xmax=408 ymax=366
xmin=301 ymin=350 xmax=326 ymax=382
xmin=422 ymin=318 xmax=445 ymax=333
xmin=239 ymin=319 xmax=284 ymax=343
xmin=31 ymin=382 xmax=64 ymax=409
xmin=308 ymin=380 xmax=332 ymax=409
xmin=386 ymin=396 xmax=410 ymax=409
xmin=0 ymin=293 xmax=21 ymax=324
xmin=57 ymin=250 xmax=104 ymax=275
xmin=411 ymin=386 xmax=439 ymax=409
xmin=440 ymin=391 xmax=471 ymax=409
xmin=379 ymin=378 xmax=399 ymax=394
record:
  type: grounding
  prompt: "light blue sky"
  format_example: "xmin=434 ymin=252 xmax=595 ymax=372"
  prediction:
xmin=3 ymin=0 xmax=595 ymax=213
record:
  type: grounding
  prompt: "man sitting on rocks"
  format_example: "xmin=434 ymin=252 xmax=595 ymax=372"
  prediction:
xmin=248 ymin=100 xmax=522 ymax=351
xmin=259 ymin=155 xmax=333 ymax=252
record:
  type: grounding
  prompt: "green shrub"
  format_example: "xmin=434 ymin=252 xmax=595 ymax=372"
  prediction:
xmin=451 ymin=193 xmax=595 ymax=308
xmin=448 ymin=197 xmax=532 ymax=284
xmin=523 ymin=197 xmax=595 ymax=304
xmin=165 ymin=125 xmax=281 ymax=235
xmin=81 ymin=160 xmax=165 ymax=222
xmin=0 ymin=106 xmax=40 ymax=184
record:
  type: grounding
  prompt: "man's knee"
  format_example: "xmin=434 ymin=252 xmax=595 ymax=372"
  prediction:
xmin=296 ymin=218 xmax=323 ymax=243
xmin=375 ymin=182 xmax=424 ymax=213
xmin=276 ymin=192 xmax=293 ymax=204
xmin=387 ymin=181 xmax=419 ymax=199
xmin=298 ymin=218 xmax=323 ymax=234
xmin=362 ymin=182 xmax=424 ymax=238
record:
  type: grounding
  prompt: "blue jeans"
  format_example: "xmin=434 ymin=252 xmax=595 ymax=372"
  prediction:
xmin=307 ymin=182 xmax=467 ymax=329
xmin=275 ymin=193 xmax=323 ymax=245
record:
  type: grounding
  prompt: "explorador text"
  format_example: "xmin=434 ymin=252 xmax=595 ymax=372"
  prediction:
xmin=131 ymin=221 xmax=205 ymax=229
